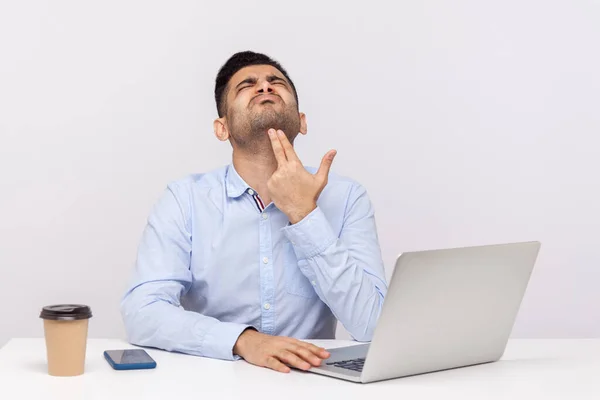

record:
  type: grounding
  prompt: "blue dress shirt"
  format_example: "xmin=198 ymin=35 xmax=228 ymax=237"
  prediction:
xmin=120 ymin=164 xmax=387 ymax=361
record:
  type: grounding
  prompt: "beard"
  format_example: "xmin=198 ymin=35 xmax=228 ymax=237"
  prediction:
xmin=227 ymin=100 xmax=301 ymax=154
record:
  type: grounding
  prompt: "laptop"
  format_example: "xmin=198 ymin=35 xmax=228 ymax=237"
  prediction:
xmin=306 ymin=241 xmax=541 ymax=383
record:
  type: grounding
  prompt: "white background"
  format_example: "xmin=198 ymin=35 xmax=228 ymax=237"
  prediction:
xmin=1 ymin=0 xmax=599 ymax=348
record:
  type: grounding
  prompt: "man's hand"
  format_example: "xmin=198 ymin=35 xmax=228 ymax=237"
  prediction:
xmin=267 ymin=129 xmax=337 ymax=224
xmin=233 ymin=329 xmax=330 ymax=373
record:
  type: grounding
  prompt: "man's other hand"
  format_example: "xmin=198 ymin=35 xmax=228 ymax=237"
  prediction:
xmin=267 ymin=128 xmax=337 ymax=224
xmin=233 ymin=329 xmax=330 ymax=373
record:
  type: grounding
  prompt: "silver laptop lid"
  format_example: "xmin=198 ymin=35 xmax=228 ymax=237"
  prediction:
xmin=361 ymin=241 xmax=540 ymax=382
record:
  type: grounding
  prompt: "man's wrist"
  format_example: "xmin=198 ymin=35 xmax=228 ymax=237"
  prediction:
xmin=287 ymin=203 xmax=317 ymax=224
xmin=233 ymin=327 xmax=257 ymax=356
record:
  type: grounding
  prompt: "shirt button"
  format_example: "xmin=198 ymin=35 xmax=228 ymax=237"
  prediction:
xmin=264 ymin=303 xmax=271 ymax=310
xmin=248 ymin=189 xmax=255 ymax=195
xmin=262 ymin=213 xmax=268 ymax=220
xmin=263 ymin=257 xmax=269 ymax=264
xmin=311 ymin=280 xmax=316 ymax=286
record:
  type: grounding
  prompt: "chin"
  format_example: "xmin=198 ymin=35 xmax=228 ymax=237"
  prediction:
xmin=251 ymin=110 xmax=282 ymax=128
xmin=243 ymin=107 xmax=301 ymax=138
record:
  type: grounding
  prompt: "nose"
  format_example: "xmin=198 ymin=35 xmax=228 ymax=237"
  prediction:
xmin=257 ymin=79 xmax=274 ymax=94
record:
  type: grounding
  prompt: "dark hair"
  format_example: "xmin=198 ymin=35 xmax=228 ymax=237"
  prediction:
xmin=214 ymin=51 xmax=298 ymax=117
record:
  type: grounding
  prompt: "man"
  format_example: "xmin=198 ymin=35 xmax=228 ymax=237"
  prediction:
xmin=121 ymin=51 xmax=387 ymax=373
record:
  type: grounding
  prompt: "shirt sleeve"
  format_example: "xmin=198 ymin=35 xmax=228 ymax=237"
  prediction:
xmin=281 ymin=183 xmax=387 ymax=342
xmin=120 ymin=184 xmax=252 ymax=361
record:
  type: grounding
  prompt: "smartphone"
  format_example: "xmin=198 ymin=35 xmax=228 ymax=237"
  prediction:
xmin=103 ymin=349 xmax=157 ymax=370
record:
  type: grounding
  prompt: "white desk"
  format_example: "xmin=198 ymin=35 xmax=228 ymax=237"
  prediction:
xmin=1 ymin=338 xmax=599 ymax=399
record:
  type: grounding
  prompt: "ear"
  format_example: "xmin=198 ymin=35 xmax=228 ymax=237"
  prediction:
xmin=213 ymin=117 xmax=229 ymax=142
xmin=299 ymin=112 xmax=307 ymax=135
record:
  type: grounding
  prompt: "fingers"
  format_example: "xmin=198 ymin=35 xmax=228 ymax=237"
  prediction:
xmin=275 ymin=130 xmax=300 ymax=162
xmin=298 ymin=341 xmax=330 ymax=360
xmin=286 ymin=338 xmax=330 ymax=363
xmin=266 ymin=356 xmax=291 ymax=373
xmin=250 ymin=335 xmax=331 ymax=374
xmin=316 ymin=149 xmax=337 ymax=181
xmin=268 ymin=129 xmax=287 ymax=165
xmin=293 ymin=346 xmax=325 ymax=367
xmin=277 ymin=350 xmax=311 ymax=371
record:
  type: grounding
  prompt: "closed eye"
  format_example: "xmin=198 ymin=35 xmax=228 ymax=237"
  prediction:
xmin=236 ymin=77 xmax=257 ymax=92
xmin=267 ymin=75 xmax=288 ymax=87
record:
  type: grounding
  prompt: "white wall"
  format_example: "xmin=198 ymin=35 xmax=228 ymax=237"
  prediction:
xmin=1 ymin=0 xmax=599 ymax=348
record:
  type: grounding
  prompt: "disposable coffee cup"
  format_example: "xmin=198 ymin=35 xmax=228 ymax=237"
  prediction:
xmin=39 ymin=304 xmax=92 ymax=376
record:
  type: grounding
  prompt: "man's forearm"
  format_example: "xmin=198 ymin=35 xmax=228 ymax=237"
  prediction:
xmin=296 ymin=244 xmax=385 ymax=341
xmin=282 ymin=206 xmax=388 ymax=341
xmin=121 ymin=281 xmax=251 ymax=360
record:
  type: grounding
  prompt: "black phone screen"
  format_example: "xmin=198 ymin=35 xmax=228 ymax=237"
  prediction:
xmin=105 ymin=349 xmax=155 ymax=365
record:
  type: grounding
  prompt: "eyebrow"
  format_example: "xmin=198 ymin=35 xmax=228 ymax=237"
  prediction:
xmin=235 ymin=77 xmax=257 ymax=90
xmin=266 ymin=75 xmax=287 ymax=84
xmin=234 ymin=74 xmax=287 ymax=90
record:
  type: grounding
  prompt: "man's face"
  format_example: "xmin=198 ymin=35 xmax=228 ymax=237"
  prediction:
xmin=219 ymin=65 xmax=306 ymax=151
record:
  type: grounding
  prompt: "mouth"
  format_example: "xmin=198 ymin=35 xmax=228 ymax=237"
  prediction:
xmin=250 ymin=94 xmax=281 ymax=106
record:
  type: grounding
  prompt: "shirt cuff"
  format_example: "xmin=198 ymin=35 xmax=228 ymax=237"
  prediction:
xmin=200 ymin=321 xmax=252 ymax=361
xmin=282 ymin=206 xmax=337 ymax=260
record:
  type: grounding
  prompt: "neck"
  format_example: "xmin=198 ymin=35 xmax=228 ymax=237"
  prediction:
xmin=232 ymin=148 xmax=277 ymax=204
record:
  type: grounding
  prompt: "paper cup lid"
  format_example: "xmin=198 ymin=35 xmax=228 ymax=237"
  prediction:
xmin=40 ymin=304 xmax=92 ymax=321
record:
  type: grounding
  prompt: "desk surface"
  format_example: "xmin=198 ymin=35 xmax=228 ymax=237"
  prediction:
xmin=1 ymin=338 xmax=599 ymax=399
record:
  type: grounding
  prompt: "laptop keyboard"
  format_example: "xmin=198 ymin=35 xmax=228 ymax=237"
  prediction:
xmin=326 ymin=357 xmax=365 ymax=372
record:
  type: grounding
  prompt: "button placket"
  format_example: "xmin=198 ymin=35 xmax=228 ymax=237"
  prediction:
xmin=258 ymin=209 xmax=275 ymax=334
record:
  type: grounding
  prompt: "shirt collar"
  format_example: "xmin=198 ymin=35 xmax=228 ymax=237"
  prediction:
xmin=225 ymin=164 xmax=251 ymax=198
